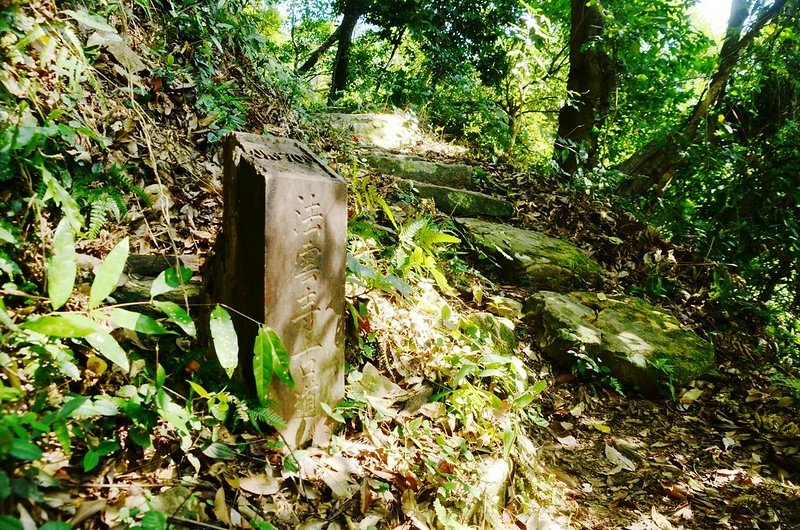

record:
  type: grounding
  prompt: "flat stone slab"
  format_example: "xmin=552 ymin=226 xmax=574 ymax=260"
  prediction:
xmin=368 ymin=152 xmax=474 ymax=189
xmin=524 ymin=291 xmax=715 ymax=396
xmin=406 ymin=181 xmax=514 ymax=218
xmin=327 ymin=113 xmax=421 ymax=149
xmin=458 ymin=218 xmax=603 ymax=291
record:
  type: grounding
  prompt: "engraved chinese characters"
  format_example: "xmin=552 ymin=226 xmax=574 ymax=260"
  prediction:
xmin=216 ymin=132 xmax=346 ymax=447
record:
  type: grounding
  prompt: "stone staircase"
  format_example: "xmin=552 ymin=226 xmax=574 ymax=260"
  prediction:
xmin=336 ymin=113 xmax=716 ymax=397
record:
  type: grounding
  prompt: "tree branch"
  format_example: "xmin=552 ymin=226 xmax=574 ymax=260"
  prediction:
xmin=298 ymin=26 xmax=342 ymax=74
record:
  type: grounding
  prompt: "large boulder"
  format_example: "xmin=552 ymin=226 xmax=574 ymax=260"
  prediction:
xmin=326 ymin=113 xmax=421 ymax=149
xmin=524 ymin=291 xmax=715 ymax=396
xmin=406 ymin=181 xmax=514 ymax=218
xmin=458 ymin=218 xmax=604 ymax=291
xmin=369 ymin=153 xmax=475 ymax=189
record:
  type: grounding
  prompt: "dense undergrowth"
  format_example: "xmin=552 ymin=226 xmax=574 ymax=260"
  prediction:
xmin=0 ymin=2 xmax=561 ymax=527
xmin=1 ymin=0 xmax=799 ymax=528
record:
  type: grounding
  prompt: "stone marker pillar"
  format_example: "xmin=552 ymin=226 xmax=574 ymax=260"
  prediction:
xmin=215 ymin=132 xmax=346 ymax=448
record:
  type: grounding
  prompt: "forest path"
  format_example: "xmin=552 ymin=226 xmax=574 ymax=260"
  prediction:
xmin=350 ymin=125 xmax=800 ymax=528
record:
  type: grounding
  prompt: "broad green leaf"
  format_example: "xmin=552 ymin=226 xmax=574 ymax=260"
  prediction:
xmin=152 ymin=301 xmax=196 ymax=337
xmin=77 ymin=319 xmax=130 ymax=372
xmin=138 ymin=510 xmax=168 ymax=530
xmin=57 ymin=396 xmax=89 ymax=420
xmin=321 ymin=402 xmax=345 ymax=423
xmin=53 ymin=421 xmax=71 ymax=455
xmin=47 ymin=219 xmax=76 ymax=310
xmin=150 ymin=266 xmax=193 ymax=297
xmin=63 ymin=8 xmax=117 ymax=33
xmin=48 ymin=343 xmax=80 ymax=380
xmin=83 ymin=450 xmax=100 ymax=472
xmin=0 ymin=224 xmax=16 ymax=245
xmin=0 ymin=515 xmax=23 ymax=530
xmin=267 ymin=328 xmax=294 ymax=389
xmin=89 ymin=237 xmax=129 ymax=308
xmin=202 ymin=442 xmax=236 ymax=459
xmin=41 ymin=170 xmax=83 ymax=233
xmin=22 ymin=315 xmax=95 ymax=338
xmin=0 ymin=250 xmax=21 ymax=278
xmin=0 ymin=385 xmax=21 ymax=403
xmin=0 ymin=471 xmax=10 ymax=499
xmin=188 ymin=381 xmax=210 ymax=398
xmin=156 ymin=363 xmax=166 ymax=388
xmin=39 ymin=523 xmax=73 ymax=530
xmin=253 ymin=326 xmax=274 ymax=406
xmin=109 ymin=308 xmax=171 ymax=335
xmin=10 ymin=439 xmax=42 ymax=460
xmin=209 ymin=305 xmax=238 ymax=378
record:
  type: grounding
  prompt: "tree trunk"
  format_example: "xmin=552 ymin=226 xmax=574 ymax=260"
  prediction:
xmin=616 ymin=0 xmax=790 ymax=196
xmin=298 ymin=26 xmax=342 ymax=74
xmin=328 ymin=5 xmax=361 ymax=104
xmin=554 ymin=0 xmax=612 ymax=175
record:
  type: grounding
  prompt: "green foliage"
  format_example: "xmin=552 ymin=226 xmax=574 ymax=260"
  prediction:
xmin=209 ymin=305 xmax=239 ymax=378
xmin=196 ymin=80 xmax=248 ymax=142
xmin=571 ymin=347 xmax=624 ymax=395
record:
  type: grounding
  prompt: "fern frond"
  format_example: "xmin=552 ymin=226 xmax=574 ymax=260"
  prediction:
xmin=87 ymin=195 xmax=111 ymax=238
xmin=398 ymin=217 xmax=427 ymax=247
xmin=416 ymin=224 xmax=460 ymax=255
xmin=248 ymin=405 xmax=287 ymax=431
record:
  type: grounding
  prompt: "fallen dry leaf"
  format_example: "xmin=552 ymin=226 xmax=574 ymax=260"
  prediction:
xmin=238 ymin=474 xmax=280 ymax=496
xmin=605 ymin=443 xmax=636 ymax=472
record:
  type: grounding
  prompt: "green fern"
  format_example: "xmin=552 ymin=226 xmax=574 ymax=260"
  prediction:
xmin=415 ymin=223 xmax=460 ymax=255
xmin=68 ymin=163 xmax=145 ymax=237
xmin=247 ymin=405 xmax=287 ymax=431
xmin=86 ymin=192 xmax=124 ymax=238
xmin=229 ymin=395 xmax=286 ymax=431
xmin=398 ymin=217 xmax=427 ymax=248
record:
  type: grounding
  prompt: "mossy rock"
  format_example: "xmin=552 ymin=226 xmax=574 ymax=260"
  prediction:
xmin=523 ymin=291 xmax=715 ymax=396
xmin=458 ymin=218 xmax=603 ymax=291
xmin=461 ymin=312 xmax=518 ymax=357
xmin=368 ymin=153 xmax=475 ymax=189
xmin=407 ymin=181 xmax=514 ymax=218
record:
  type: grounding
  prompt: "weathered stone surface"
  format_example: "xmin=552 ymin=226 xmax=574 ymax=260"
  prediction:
xmin=458 ymin=218 xmax=604 ymax=291
xmin=214 ymin=132 xmax=347 ymax=447
xmin=406 ymin=181 xmax=514 ymax=218
xmin=524 ymin=291 xmax=715 ymax=396
xmin=327 ymin=113 xmax=421 ymax=149
xmin=368 ymin=152 xmax=475 ymax=189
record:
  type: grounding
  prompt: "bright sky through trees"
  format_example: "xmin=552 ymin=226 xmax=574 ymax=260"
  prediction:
xmin=694 ymin=0 xmax=733 ymax=35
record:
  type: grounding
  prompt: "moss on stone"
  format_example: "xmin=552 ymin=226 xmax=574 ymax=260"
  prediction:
xmin=524 ymin=291 xmax=715 ymax=397
xmin=410 ymin=182 xmax=514 ymax=218
xmin=368 ymin=153 xmax=474 ymax=189
xmin=459 ymin=218 xmax=604 ymax=291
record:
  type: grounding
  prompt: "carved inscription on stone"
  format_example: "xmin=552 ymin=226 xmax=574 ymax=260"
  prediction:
xmin=217 ymin=132 xmax=346 ymax=448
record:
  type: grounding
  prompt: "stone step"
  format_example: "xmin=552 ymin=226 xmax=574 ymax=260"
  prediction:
xmin=327 ymin=113 xmax=422 ymax=149
xmin=523 ymin=291 xmax=715 ymax=397
xmin=404 ymin=181 xmax=514 ymax=218
xmin=457 ymin=218 xmax=604 ymax=291
xmin=367 ymin=152 xmax=475 ymax=189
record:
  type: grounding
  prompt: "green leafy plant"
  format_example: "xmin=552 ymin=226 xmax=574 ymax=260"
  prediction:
xmin=571 ymin=347 xmax=624 ymax=394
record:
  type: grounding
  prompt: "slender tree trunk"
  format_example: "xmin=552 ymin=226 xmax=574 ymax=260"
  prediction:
xmin=328 ymin=5 xmax=361 ymax=104
xmin=554 ymin=0 xmax=612 ymax=175
xmin=616 ymin=0 xmax=790 ymax=196
xmin=298 ymin=26 xmax=342 ymax=74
